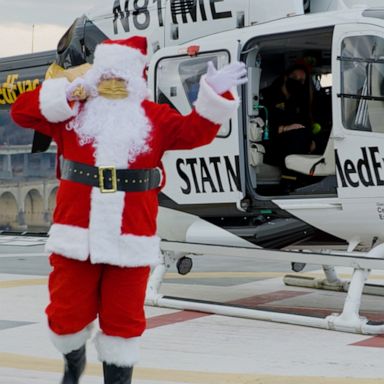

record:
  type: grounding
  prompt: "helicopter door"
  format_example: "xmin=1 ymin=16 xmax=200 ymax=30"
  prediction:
xmin=332 ymin=24 xmax=384 ymax=242
xmin=242 ymin=27 xmax=334 ymax=198
xmin=148 ymin=42 xmax=245 ymax=208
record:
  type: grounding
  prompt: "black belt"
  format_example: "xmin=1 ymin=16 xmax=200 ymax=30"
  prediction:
xmin=61 ymin=159 xmax=161 ymax=193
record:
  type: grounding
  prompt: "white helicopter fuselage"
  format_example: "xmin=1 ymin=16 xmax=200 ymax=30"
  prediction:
xmin=76 ymin=0 xmax=384 ymax=251
xmin=1 ymin=0 xmax=383 ymax=253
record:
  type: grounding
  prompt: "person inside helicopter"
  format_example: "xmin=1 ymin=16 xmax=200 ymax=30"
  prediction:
xmin=261 ymin=63 xmax=316 ymax=168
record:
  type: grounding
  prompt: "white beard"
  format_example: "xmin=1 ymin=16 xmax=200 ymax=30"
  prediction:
xmin=67 ymin=95 xmax=151 ymax=167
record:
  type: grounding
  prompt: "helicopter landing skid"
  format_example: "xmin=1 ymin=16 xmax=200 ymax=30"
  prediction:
xmin=145 ymin=241 xmax=384 ymax=335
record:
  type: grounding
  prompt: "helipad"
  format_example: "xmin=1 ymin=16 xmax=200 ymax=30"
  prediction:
xmin=1 ymin=244 xmax=384 ymax=384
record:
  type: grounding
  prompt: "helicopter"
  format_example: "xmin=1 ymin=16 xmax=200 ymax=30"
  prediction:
xmin=1 ymin=0 xmax=384 ymax=334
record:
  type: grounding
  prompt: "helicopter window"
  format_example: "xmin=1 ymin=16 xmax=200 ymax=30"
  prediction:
xmin=0 ymin=109 xmax=56 ymax=180
xmin=340 ymin=35 xmax=384 ymax=133
xmin=155 ymin=51 xmax=230 ymax=137
xmin=0 ymin=52 xmax=57 ymax=183
xmin=178 ymin=57 xmax=218 ymax=105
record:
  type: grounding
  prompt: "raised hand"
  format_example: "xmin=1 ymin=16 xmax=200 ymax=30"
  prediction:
xmin=205 ymin=61 xmax=248 ymax=95
xmin=66 ymin=77 xmax=90 ymax=101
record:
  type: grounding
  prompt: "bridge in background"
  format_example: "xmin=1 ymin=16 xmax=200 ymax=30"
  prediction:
xmin=0 ymin=145 xmax=57 ymax=230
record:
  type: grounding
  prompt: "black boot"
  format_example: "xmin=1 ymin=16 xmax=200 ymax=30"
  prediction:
xmin=103 ymin=362 xmax=133 ymax=384
xmin=61 ymin=345 xmax=86 ymax=384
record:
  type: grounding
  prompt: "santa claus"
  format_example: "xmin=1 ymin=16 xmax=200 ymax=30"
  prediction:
xmin=11 ymin=36 xmax=246 ymax=383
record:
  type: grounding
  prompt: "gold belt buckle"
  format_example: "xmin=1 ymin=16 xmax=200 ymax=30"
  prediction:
xmin=98 ymin=166 xmax=117 ymax=193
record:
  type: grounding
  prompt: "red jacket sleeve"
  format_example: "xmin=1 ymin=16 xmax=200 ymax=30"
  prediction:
xmin=145 ymin=76 xmax=239 ymax=152
xmin=144 ymin=101 xmax=221 ymax=151
xmin=11 ymin=77 xmax=76 ymax=138
xmin=11 ymin=86 xmax=55 ymax=137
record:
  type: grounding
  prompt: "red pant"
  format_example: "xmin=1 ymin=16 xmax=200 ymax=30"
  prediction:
xmin=46 ymin=254 xmax=150 ymax=338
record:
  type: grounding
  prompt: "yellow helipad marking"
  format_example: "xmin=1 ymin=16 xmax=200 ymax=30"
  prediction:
xmin=0 ymin=278 xmax=47 ymax=288
xmin=0 ymin=352 xmax=383 ymax=384
xmin=1 ymin=272 xmax=384 ymax=288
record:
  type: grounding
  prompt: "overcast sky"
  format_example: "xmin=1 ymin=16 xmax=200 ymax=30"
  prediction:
xmin=0 ymin=0 xmax=96 ymax=58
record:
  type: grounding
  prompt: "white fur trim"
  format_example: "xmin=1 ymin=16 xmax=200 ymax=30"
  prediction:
xmin=93 ymin=44 xmax=146 ymax=80
xmin=89 ymin=188 xmax=125 ymax=265
xmin=88 ymin=186 xmax=160 ymax=266
xmin=46 ymin=222 xmax=160 ymax=266
xmin=194 ymin=75 xmax=240 ymax=125
xmin=90 ymin=231 xmax=161 ymax=267
xmin=95 ymin=332 xmax=140 ymax=366
xmin=46 ymin=224 xmax=89 ymax=261
xmin=39 ymin=78 xmax=76 ymax=123
xmin=119 ymin=233 xmax=161 ymax=266
xmin=49 ymin=324 xmax=94 ymax=354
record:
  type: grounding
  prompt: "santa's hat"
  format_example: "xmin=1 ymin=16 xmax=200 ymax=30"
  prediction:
xmin=92 ymin=36 xmax=148 ymax=79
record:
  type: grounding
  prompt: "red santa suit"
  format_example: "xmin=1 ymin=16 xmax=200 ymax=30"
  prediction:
xmin=11 ymin=36 xmax=239 ymax=367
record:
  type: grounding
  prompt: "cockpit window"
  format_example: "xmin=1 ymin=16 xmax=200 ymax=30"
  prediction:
xmin=155 ymin=51 xmax=231 ymax=137
xmin=179 ymin=57 xmax=218 ymax=105
xmin=340 ymin=35 xmax=384 ymax=132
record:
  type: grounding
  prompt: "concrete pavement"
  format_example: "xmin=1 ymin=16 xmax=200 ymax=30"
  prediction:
xmin=1 ymin=241 xmax=384 ymax=383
